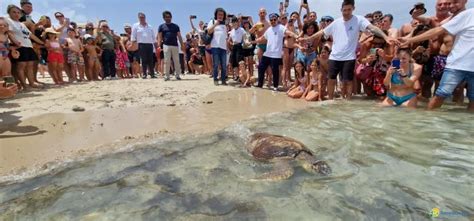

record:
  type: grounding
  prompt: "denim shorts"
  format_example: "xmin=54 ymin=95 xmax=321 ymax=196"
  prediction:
xmin=296 ymin=51 xmax=317 ymax=67
xmin=435 ymin=68 xmax=474 ymax=101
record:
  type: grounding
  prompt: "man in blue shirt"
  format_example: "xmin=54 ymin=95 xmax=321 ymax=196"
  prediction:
xmin=157 ymin=11 xmax=186 ymax=81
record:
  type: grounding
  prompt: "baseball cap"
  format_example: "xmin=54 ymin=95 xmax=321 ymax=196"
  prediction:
xmin=269 ymin=13 xmax=279 ymax=19
xmin=20 ymin=0 xmax=32 ymax=6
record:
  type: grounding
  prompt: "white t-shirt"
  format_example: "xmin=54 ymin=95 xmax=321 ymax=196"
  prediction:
xmin=6 ymin=17 xmax=33 ymax=48
xmin=263 ymin=24 xmax=287 ymax=59
xmin=208 ymin=20 xmax=227 ymax=50
xmin=323 ymin=15 xmax=371 ymax=61
xmin=229 ymin=27 xmax=245 ymax=44
xmin=442 ymin=8 xmax=474 ymax=72
xmin=131 ymin=22 xmax=156 ymax=44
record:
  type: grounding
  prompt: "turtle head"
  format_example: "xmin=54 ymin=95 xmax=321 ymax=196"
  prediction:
xmin=301 ymin=159 xmax=331 ymax=175
xmin=311 ymin=160 xmax=332 ymax=176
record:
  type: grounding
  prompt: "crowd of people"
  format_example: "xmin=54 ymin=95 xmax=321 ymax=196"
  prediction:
xmin=0 ymin=0 xmax=472 ymax=111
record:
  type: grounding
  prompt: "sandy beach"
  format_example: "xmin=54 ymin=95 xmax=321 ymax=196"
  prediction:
xmin=0 ymin=75 xmax=308 ymax=180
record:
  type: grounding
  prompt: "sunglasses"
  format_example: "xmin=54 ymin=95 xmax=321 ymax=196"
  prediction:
xmin=281 ymin=17 xmax=288 ymax=20
xmin=270 ymin=18 xmax=277 ymax=22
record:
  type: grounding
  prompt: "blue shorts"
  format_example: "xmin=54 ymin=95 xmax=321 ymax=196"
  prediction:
xmin=435 ymin=68 xmax=474 ymax=101
xmin=296 ymin=51 xmax=317 ymax=68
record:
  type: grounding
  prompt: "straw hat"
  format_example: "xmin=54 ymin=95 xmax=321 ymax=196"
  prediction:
xmin=42 ymin=27 xmax=60 ymax=38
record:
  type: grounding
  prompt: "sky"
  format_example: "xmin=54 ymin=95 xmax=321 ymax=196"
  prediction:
xmin=1 ymin=0 xmax=473 ymax=35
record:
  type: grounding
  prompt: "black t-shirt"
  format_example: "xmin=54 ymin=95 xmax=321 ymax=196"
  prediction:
xmin=158 ymin=23 xmax=180 ymax=46
xmin=19 ymin=10 xmax=35 ymax=24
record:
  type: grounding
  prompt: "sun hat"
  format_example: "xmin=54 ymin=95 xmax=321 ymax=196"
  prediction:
xmin=41 ymin=27 xmax=60 ymax=38
xmin=410 ymin=2 xmax=427 ymax=15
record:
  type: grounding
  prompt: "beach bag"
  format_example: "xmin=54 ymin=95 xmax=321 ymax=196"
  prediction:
xmin=202 ymin=20 xmax=215 ymax=45
xmin=355 ymin=63 xmax=373 ymax=83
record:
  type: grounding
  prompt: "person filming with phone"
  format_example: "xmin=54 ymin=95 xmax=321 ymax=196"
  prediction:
xmin=381 ymin=48 xmax=422 ymax=108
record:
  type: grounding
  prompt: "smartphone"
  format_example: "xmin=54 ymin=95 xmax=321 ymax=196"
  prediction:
xmin=190 ymin=15 xmax=197 ymax=19
xmin=3 ymin=76 xmax=15 ymax=87
xmin=392 ymin=59 xmax=401 ymax=69
xmin=370 ymin=48 xmax=377 ymax=55
xmin=288 ymin=18 xmax=294 ymax=23
xmin=219 ymin=20 xmax=225 ymax=25
xmin=303 ymin=0 xmax=308 ymax=4
xmin=280 ymin=2 xmax=284 ymax=9
xmin=285 ymin=0 xmax=289 ymax=7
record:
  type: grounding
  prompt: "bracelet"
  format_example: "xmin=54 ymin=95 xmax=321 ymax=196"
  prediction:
xmin=400 ymin=74 xmax=408 ymax=78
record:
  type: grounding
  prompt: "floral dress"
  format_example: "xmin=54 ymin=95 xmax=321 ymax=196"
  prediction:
xmin=115 ymin=49 xmax=128 ymax=70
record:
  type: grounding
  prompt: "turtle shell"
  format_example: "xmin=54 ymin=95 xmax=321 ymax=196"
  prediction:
xmin=248 ymin=133 xmax=313 ymax=161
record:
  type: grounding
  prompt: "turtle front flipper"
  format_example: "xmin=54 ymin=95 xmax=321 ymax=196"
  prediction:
xmin=250 ymin=159 xmax=294 ymax=181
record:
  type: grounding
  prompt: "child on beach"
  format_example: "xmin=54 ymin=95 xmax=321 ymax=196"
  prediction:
xmin=287 ymin=61 xmax=309 ymax=99
xmin=238 ymin=61 xmax=256 ymax=87
xmin=304 ymin=59 xmax=323 ymax=101
xmin=115 ymin=41 xmax=130 ymax=78
xmin=84 ymin=37 xmax=102 ymax=81
xmin=43 ymin=27 xmax=65 ymax=85
xmin=65 ymin=28 xmax=85 ymax=82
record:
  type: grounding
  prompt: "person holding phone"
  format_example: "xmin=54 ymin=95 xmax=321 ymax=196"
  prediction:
xmin=401 ymin=3 xmax=473 ymax=111
xmin=207 ymin=7 xmax=229 ymax=85
xmin=381 ymin=48 xmax=422 ymax=108
xmin=0 ymin=80 xmax=18 ymax=99
xmin=300 ymin=0 xmax=397 ymax=100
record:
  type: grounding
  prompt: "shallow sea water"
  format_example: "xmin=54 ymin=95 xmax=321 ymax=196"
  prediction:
xmin=0 ymin=101 xmax=473 ymax=221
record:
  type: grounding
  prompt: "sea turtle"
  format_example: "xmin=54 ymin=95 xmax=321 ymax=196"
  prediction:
xmin=247 ymin=133 xmax=331 ymax=181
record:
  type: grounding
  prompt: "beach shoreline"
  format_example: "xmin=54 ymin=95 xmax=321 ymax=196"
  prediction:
xmin=0 ymin=75 xmax=308 ymax=180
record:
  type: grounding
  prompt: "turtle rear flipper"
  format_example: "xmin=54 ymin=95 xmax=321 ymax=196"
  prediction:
xmin=250 ymin=159 xmax=294 ymax=181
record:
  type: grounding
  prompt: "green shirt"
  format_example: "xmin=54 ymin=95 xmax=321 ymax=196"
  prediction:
xmin=100 ymin=31 xmax=115 ymax=50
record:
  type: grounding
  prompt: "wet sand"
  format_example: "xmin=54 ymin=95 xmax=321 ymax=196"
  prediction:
xmin=0 ymin=75 xmax=308 ymax=179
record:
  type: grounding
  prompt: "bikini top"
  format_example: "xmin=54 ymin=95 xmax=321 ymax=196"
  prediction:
xmin=299 ymin=76 xmax=307 ymax=84
xmin=391 ymin=63 xmax=413 ymax=85
xmin=0 ymin=41 xmax=9 ymax=51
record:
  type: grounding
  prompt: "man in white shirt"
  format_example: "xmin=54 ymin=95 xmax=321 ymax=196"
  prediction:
xmin=402 ymin=7 xmax=474 ymax=112
xmin=131 ymin=12 xmax=157 ymax=79
xmin=256 ymin=13 xmax=299 ymax=91
xmin=302 ymin=0 xmax=395 ymax=100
